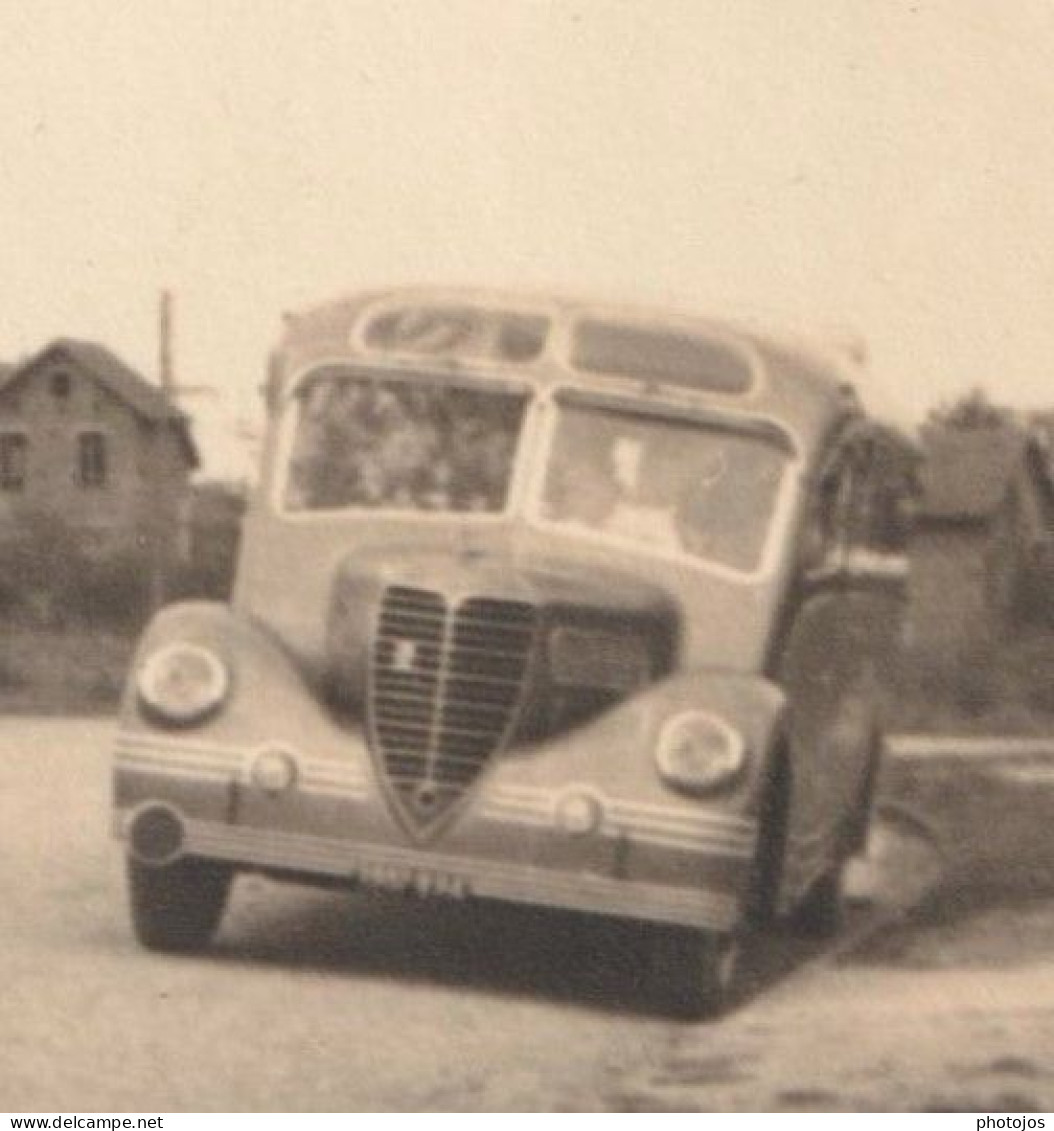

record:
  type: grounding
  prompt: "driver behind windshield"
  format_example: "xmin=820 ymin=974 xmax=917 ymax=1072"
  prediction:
xmin=544 ymin=433 xmax=696 ymax=552
xmin=542 ymin=405 xmax=785 ymax=571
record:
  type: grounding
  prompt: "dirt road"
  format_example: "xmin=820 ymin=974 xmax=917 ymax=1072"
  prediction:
xmin=1 ymin=719 xmax=1051 ymax=1111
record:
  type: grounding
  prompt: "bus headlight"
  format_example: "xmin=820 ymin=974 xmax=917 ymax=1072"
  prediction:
xmin=655 ymin=711 xmax=746 ymax=795
xmin=137 ymin=643 xmax=229 ymax=725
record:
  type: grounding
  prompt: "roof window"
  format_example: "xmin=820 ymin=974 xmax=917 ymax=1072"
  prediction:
xmin=571 ymin=320 xmax=753 ymax=394
xmin=362 ymin=305 xmax=549 ymax=364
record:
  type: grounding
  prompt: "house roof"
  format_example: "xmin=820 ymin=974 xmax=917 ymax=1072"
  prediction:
xmin=916 ymin=424 xmax=1029 ymax=520
xmin=1 ymin=339 xmax=198 ymax=468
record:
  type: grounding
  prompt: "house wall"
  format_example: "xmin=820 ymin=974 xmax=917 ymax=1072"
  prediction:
xmin=0 ymin=357 xmax=190 ymax=567
xmin=135 ymin=422 xmax=192 ymax=545
xmin=908 ymin=524 xmax=995 ymax=655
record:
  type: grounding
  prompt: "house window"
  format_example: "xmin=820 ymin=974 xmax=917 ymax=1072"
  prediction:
xmin=51 ymin=371 xmax=71 ymax=399
xmin=0 ymin=432 xmax=27 ymax=491
xmin=78 ymin=431 xmax=108 ymax=488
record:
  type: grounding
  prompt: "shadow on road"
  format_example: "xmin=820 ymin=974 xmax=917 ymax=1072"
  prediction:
xmin=845 ymin=870 xmax=1054 ymax=970
xmin=165 ymin=812 xmax=954 ymax=1019
xmin=846 ymin=762 xmax=1054 ymax=970
xmin=216 ymin=884 xmax=661 ymax=1015
xmin=199 ymin=876 xmax=858 ymax=1020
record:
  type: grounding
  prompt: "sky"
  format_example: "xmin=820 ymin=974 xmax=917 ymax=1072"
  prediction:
xmin=1 ymin=0 xmax=1053 ymax=478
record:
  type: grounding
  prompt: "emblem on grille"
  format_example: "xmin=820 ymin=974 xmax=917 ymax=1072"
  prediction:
xmin=390 ymin=639 xmax=418 ymax=672
xmin=368 ymin=585 xmax=537 ymax=837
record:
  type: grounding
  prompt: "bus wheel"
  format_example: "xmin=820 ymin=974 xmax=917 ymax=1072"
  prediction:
xmin=746 ymin=754 xmax=791 ymax=930
xmin=649 ymin=927 xmax=742 ymax=1018
xmin=127 ymin=856 xmax=233 ymax=953
xmin=792 ymin=863 xmax=845 ymax=939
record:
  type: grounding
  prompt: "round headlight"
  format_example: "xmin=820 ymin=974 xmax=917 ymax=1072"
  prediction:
xmin=655 ymin=711 xmax=746 ymax=795
xmin=137 ymin=643 xmax=229 ymax=725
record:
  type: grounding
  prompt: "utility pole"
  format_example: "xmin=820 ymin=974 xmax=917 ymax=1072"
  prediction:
xmin=152 ymin=289 xmax=221 ymax=611
xmin=151 ymin=288 xmax=176 ymax=612
xmin=157 ymin=289 xmax=213 ymax=402
xmin=158 ymin=288 xmax=175 ymax=399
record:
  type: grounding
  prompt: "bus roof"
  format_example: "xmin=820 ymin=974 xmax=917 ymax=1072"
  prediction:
xmin=274 ymin=287 xmax=868 ymax=452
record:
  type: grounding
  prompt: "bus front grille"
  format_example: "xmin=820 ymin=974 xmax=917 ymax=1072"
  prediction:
xmin=368 ymin=585 xmax=536 ymax=835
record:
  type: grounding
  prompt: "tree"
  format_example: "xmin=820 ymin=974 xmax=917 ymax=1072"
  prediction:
xmin=926 ymin=387 xmax=1013 ymax=431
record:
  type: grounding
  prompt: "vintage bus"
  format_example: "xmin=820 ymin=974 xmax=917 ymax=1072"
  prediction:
xmin=112 ymin=289 xmax=914 ymax=1013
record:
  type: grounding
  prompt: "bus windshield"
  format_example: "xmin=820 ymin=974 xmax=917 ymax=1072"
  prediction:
xmin=283 ymin=368 xmax=529 ymax=514
xmin=539 ymin=397 xmax=790 ymax=572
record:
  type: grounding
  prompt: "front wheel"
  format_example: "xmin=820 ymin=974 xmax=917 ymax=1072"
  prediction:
xmin=127 ymin=856 xmax=233 ymax=952
xmin=648 ymin=927 xmax=742 ymax=1018
xmin=792 ymin=863 xmax=845 ymax=938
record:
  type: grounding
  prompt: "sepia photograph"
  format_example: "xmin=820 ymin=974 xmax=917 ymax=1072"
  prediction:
xmin=2 ymin=0 xmax=1054 ymax=1116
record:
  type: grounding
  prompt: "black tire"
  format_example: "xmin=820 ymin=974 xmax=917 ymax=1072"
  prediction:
xmin=745 ymin=756 xmax=791 ymax=930
xmin=648 ymin=927 xmax=742 ymax=1019
xmin=792 ymin=863 xmax=845 ymax=938
xmin=127 ymin=856 xmax=233 ymax=953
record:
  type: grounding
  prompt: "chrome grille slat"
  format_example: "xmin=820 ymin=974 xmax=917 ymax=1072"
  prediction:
xmin=443 ymin=674 xmax=523 ymax=693
xmin=367 ymin=585 xmax=537 ymax=832
xmin=380 ymin=718 xmax=510 ymax=742
xmin=375 ymin=660 xmax=522 ymax=683
xmin=443 ymin=643 xmax=533 ymax=661
xmin=373 ymin=674 xmax=441 ymax=691
xmin=450 ymin=611 xmax=534 ymax=627
xmin=374 ymin=655 xmax=442 ymax=671
xmin=374 ymin=708 xmax=434 ymax=724
xmin=437 ymin=668 xmax=526 ymax=687
xmin=378 ymin=609 xmax=445 ymax=626
xmin=436 ymin=728 xmax=501 ymax=746
xmin=382 ymin=750 xmax=489 ymax=767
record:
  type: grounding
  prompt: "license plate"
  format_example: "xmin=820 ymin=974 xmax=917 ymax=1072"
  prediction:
xmin=354 ymin=858 xmax=468 ymax=898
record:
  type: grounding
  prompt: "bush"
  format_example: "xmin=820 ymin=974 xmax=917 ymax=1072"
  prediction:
xmin=0 ymin=626 xmax=136 ymax=713
xmin=0 ymin=511 xmax=84 ymax=623
xmin=0 ymin=512 xmax=155 ymax=629
xmin=74 ymin=551 xmax=155 ymax=627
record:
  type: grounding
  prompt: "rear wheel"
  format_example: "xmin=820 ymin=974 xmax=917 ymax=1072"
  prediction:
xmin=127 ymin=856 xmax=233 ymax=952
xmin=792 ymin=862 xmax=845 ymax=938
xmin=649 ymin=927 xmax=742 ymax=1018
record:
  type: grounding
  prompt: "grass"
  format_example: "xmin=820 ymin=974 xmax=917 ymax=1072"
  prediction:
xmin=0 ymin=625 xmax=136 ymax=714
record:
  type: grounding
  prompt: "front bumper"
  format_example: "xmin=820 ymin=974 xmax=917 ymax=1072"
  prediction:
xmin=113 ymin=729 xmax=759 ymax=933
